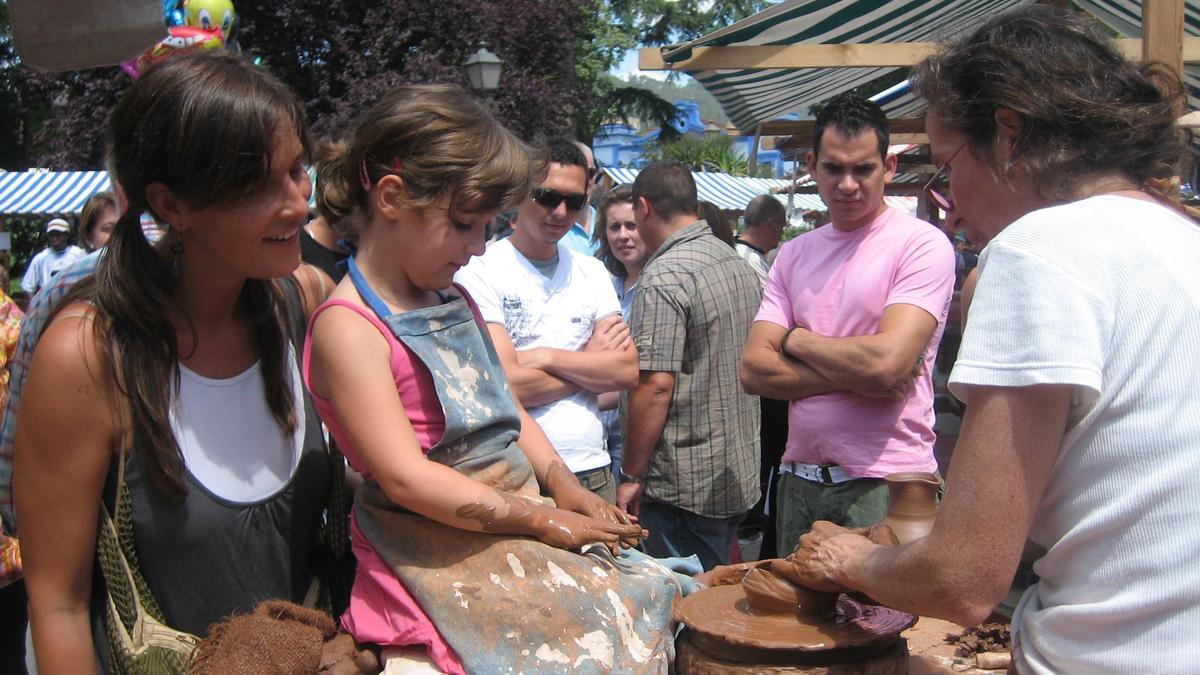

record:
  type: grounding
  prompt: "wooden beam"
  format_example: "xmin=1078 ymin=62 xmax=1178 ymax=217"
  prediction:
xmin=641 ymin=43 xmax=936 ymax=70
xmin=640 ymin=37 xmax=1200 ymax=71
xmin=1142 ymin=0 xmax=1185 ymax=77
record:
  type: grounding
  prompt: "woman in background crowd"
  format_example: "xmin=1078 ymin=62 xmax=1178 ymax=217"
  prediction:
xmin=592 ymin=185 xmax=646 ymax=477
xmin=78 ymin=191 xmax=118 ymax=253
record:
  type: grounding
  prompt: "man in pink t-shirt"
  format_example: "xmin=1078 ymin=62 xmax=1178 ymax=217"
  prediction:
xmin=741 ymin=94 xmax=955 ymax=554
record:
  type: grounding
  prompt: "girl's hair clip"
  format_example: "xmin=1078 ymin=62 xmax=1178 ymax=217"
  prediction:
xmin=359 ymin=158 xmax=372 ymax=192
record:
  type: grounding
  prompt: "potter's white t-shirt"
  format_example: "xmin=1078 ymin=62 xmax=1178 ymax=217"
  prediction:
xmin=949 ymin=195 xmax=1200 ymax=674
xmin=455 ymin=239 xmax=620 ymax=474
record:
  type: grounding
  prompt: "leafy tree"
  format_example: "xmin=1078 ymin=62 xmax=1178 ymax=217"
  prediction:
xmin=644 ymin=134 xmax=771 ymax=177
xmin=573 ymin=0 xmax=771 ymax=141
xmin=621 ymin=74 xmax=729 ymax=125
xmin=4 ymin=0 xmax=772 ymax=168
xmin=607 ymin=0 xmax=770 ymax=47
xmin=10 ymin=0 xmax=595 ymax=169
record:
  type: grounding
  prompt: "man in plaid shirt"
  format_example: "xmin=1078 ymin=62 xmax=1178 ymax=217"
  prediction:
xmin=616 ymin=161 xmax=761 ymax=570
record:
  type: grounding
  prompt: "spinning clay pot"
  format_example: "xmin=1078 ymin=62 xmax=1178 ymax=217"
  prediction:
xmin=880 ymin=471 xmax=939 ymax=545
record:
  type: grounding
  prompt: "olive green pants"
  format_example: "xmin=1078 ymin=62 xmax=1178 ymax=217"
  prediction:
xmin=774 ymin=472 xmax=889 ymax=555
xmin=574 ymin=465 xmax=616 ymax=504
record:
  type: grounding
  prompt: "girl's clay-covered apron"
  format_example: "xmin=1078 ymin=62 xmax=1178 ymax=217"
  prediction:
xmin=347 ymin=259 xmax=678 ymax=673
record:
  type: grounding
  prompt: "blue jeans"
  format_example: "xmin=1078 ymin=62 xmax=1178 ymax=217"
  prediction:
xmin=638 ymin=501 xmax=744 ymax=571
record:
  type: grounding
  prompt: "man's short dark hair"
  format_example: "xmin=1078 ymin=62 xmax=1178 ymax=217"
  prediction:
xmin=812 ymin=92 xmax=889 ymax=160
xmin=743 ymin=195 xmax=785 ymax=229
xmin=631 ymin=161 xmax=697 ymax=221
xmin=538 ymin=136 xmax=588 ymax=171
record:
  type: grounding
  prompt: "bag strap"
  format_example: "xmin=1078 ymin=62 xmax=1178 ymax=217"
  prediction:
xmin=95 ymin=447 xmax=172 ymax=632
xmin=277 ymin=275 xmax=352 ymax=605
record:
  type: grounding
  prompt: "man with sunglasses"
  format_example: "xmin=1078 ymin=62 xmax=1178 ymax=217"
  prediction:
xmin=455 ymin=138 xmax=637 ymax=502
xmin=740 ymin=93 xmax=955 ymax=555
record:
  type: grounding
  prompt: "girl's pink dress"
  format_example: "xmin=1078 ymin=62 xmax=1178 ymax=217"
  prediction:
xmin=303 ymin=299 xmax=465 ymax=674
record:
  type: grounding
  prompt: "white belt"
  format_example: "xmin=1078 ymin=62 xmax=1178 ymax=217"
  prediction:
xmin=779 ymin=461 xmax=855 ymax=485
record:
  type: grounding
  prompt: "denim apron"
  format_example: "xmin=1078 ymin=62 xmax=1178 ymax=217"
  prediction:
xmin=346 ymin=258 xmax=677 ymax=673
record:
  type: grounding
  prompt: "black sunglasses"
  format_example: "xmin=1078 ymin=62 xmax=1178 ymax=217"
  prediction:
xmin=531 ymin=187 xmax=588 ymax=211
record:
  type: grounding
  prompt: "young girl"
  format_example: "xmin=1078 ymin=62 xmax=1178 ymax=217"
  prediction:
xmin=14 ymin=53 xmax=334 ymax=673
xmin=304 ymin=85 xmax=679 ymax=673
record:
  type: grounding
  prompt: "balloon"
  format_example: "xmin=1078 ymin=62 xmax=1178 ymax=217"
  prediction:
xmin=183 ymin=0 xmax=236 ymax=40
xmin=129 ymin=25 xmax=225 ymax=77
xmin=163 ymin=0 xmax=186 ymax=27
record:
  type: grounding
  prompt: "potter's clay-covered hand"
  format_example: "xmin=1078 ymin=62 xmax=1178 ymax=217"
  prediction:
xmin=457 ymin=490 xmax=644 ymax=553
xmin=772 ymin=521 xmax=896 ymax=593
xmin=742 ymin=566 xmax=838 ymax=616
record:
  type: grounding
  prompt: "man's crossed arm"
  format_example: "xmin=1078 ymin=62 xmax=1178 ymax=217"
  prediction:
xmin=489 ymin=314 xmax=639 ymax=408
xmin=740 ymin=304 xmax=937 ymax=402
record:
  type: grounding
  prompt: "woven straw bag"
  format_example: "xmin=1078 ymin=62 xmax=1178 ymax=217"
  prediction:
xmin=94 ymin=452 xmax=198 ymax=674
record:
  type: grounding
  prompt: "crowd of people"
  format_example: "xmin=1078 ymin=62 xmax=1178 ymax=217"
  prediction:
xmin=0 ymin=5 xmax=1195 ymax=674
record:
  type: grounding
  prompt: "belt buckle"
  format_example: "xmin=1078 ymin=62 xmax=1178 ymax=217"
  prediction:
xmin=819 ymin=465 xmax=835 ymax=486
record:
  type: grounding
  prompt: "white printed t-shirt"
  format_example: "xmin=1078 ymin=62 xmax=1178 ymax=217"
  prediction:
xmin=949 ymin=195 xmax=1200 ymax=674
xmin=455 ymin=239 xmax=620 ymax=474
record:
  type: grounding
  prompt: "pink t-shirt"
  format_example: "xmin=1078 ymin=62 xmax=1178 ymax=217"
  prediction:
xmin=755 ymin=207 xmax=954 ymax=477
xmin=302 ymin=299 xmax=465 ymax=674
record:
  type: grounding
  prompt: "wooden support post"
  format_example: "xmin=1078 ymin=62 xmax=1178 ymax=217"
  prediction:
xmin=1142 ymin=0 xmax=1185 ymax=77
xmin=747 ymin=123 xmax=762 ymax=175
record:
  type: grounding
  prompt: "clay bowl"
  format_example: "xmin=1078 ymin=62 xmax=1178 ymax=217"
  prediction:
xmin=742 ymin=567 xmax=838 ymax=617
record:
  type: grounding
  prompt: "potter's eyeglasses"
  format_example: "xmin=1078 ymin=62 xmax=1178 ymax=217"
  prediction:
xmin=923 ymin=139 xmax=969 ymax=212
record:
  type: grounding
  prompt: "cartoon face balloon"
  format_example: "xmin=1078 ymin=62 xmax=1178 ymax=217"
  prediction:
xmin=183 ymin=0 xmax=236 ymax=39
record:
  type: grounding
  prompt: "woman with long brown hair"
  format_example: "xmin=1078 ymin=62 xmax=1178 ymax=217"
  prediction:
xmin=14 ymin=52 xmax=333 ymax=673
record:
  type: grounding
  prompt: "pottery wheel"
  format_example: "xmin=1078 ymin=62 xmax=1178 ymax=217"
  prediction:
xmin=674 ymin=584 xmax=917 ymax=654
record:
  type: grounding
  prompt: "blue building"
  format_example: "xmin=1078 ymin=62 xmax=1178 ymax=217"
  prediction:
xmin=592 ymin=100 xmax=788 ymax=178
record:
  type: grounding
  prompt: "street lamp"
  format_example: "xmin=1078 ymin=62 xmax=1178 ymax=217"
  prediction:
xmin=464 ymin=43 xmax=503 ymax=91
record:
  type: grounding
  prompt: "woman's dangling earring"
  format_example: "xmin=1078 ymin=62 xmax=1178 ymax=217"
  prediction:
xmin=171 ymin=239 xmax=184 ymax=277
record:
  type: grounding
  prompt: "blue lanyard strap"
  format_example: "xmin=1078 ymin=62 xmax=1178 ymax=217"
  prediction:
xmin=346 ymin=255 xmax=394 ymax=320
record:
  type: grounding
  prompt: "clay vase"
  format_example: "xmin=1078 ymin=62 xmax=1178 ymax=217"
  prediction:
xmin=880 ymin=471 xmax=939 ymax=545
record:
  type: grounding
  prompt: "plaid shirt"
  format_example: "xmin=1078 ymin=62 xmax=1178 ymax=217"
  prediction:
xmin=0 ymin=251 xmax=100 ymax=530
xmin=627 ymin=221 xmax=761 ymax=518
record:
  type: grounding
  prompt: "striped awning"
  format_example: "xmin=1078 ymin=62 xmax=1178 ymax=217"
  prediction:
xmin=666 ymin=0 xmax=1035 ymax=131
xmin=0 ymin=171 xmax=111 ymax=216
xmin=0 ymin=168 xmax=321 ymax=215
xmin=604 ymin=167 xmax=794 ymax=211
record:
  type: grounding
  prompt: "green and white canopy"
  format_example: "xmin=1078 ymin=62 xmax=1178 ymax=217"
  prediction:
xmin=667 ymin=0 xmax=1200 ymax=132
xmin=665 ymin=0 xmax=1034 ymax=132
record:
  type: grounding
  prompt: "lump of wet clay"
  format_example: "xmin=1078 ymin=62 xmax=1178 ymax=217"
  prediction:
xmin=742 ymin=567 xmax=837 ymax=616
xmin=694 ymin=561 xmax=759 ymax=587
